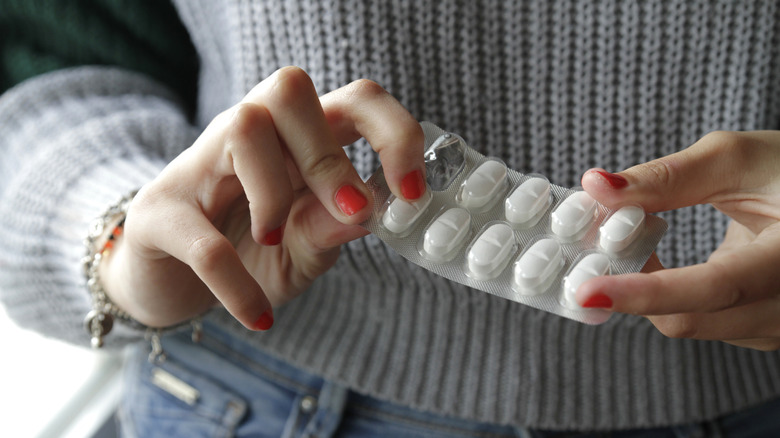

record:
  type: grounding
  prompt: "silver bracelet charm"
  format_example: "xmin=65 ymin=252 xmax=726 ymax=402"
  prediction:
xmin=82 ymin=190 xmax=140 ymax=348
xmin=82 ymin=190 xmax=203 ymax=357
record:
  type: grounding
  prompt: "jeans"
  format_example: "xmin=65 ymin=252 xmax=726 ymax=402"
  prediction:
xmin=118 ymin=320 xmax=780 ymax=438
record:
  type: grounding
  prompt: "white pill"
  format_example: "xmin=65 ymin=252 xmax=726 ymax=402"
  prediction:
xmin=459 ymin=160 xmax=507 ymax=209
xmin=563 ymin=253 xmax=611 ymax=306
xmin=467 ymin=223 xmax=515 ymax=278
xmin=423 ymin=208 xmax=471 ymax=258
xmin=551 ymin=191 xmax=598 ymax=239
xmin=382 ymin=189 xmax=433 ymax=234
xmin=505 ymin=177 xmax=552 ymax=224
xmin=599 ymin=205 xmax=645 ymax=253
xmin=513 ymin=238 xmax=563 ymax=292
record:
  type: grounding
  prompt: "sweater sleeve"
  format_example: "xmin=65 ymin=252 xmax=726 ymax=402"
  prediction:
xmin=0 ymin=67 xmax=200 ymax=347
xmin=0 ymin=0 xmax=200 ymax=347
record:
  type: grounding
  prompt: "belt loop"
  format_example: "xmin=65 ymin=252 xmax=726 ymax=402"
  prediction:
xmin=303 ymin=381 xmax=349 ymax=438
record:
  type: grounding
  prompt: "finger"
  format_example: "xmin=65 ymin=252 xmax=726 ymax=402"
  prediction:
xmin=147 ymin=202 xmax=274 ymax=331
xmin=709 ymin=221 xmax=756 ymax=259
xmin=723 ymin=338 xmax=780 ymax=352
xmin=577 ymin=236 xmax=780 ymax=315
xmin=578 ymin=228 xmax=780 ymax=314
xmin=646 ymin=298 xmax=780 ymax=342
xmin=219 ymin=102 xmax=293 ymax=245
xmin=320 ymin=79 xmax=426 ymax=202
xmin=245 ymin=67 xmax=372 ymax=223
xmin=581 ymin=131 xmax=751 ymax=212
xmin=283 ymin=191 xmax=371 ymax=281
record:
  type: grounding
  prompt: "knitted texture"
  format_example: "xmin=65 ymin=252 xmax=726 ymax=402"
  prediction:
xmin=2 ymin=0 xmax=780 ymax=431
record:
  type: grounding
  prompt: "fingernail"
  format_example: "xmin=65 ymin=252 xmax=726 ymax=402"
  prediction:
xmin=262 ymin=225 xmax=283 ymax=246
xmin=401 ymin=169 xmax=425 ymax=200
xmin=595 ymin=170 xmax=628 ymax=189
xmin=253 ymin=309 xmax=274 ymax=331
xmin=335 ymin=184 xmax=368 ymax=216
xmin=582 ymin=293 xmax=614 ymax=309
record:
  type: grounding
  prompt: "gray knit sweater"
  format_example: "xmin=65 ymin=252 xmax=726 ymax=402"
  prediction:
xmin=2 ymin=0 xmax=780 ymax=431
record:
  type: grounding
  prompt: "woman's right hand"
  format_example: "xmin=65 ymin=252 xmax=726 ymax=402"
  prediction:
xmin=99 ymin=67 xmax=426 ymax=331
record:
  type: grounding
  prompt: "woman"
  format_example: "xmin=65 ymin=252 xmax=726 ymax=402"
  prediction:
xmin=2 ymin=0 xmax=779 ymax=436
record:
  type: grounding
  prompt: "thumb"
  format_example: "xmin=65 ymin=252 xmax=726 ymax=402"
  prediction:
xmin=581 ymin=131 xmax=743 ymax=213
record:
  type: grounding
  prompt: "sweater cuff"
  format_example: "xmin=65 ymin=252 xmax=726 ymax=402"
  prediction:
xmin=0 ymin=66 xmax=198 ymax=347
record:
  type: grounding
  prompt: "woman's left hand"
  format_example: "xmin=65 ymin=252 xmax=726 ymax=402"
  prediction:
xmin=579 ymin=130 xmax=780 ymax=351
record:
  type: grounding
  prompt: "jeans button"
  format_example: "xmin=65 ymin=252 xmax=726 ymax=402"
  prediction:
xmin=300 ymin=395 xmax=317 ymax=414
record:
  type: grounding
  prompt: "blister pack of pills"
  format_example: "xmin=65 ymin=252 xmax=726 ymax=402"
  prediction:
xmin=362 ymin=122 xmax=668 ymax=324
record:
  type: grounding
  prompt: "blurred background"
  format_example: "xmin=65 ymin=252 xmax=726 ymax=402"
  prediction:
xmin=0 ymin=307 xmax=123 ymax=438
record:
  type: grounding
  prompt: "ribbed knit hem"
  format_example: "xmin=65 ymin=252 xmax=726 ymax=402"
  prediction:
xmin=211 ymin=266 xmax=780 ymax=431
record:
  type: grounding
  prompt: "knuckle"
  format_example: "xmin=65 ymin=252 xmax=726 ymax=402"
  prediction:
xmin=343 ymin=78 xmax=388 ymax=101
xmin=655 ymin=315 xmax=700 ymax=339
xmin=300 ymin=150 xmax=347 ymax=179
xmin=708 ymin=258 xmax=744 ymax=310
xmin=225 ymin=102 xmax=271 ymax=148
xmin=699 ymin=130 xmax=745 ymax=152
xmin=187 ymin=235 xmax=232 ymax=273
xmin=640 ymin=157 xmax=676 ymax=188
xmin=230 ymin=102 xmax=270 ymax=134
xmin=268 ymin=66 xmax=315 ymax=102
xmin=698 ymin=130 xmax=751 ymax=168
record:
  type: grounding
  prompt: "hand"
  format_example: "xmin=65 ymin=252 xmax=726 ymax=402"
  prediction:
xmin=100 ymin=67 xmax=426 ymax=331
xmin=579 ymin=130 xmax=780 ymax=351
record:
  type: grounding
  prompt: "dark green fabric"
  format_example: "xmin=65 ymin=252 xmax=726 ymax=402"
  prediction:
xmin=0 ymin=0 xmax=198 ymax=112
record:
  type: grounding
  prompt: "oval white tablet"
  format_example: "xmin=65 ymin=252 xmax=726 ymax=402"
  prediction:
xmin=505 ymin=177 xmax=552 ymax=224
xmin=513 ymin=238 xmax=563 ymax=293
xmin=423 ymin=208 xmax=471 ymax=258
xmin=563 ymin=253 xmax=611 ymax=306
xmin=599 ymin=205 xmax=645 ymax=253
xmin=467 ymin=223 xmax=515 ymax=278
xmin=459 ymin=160 xmax=507 ymax=209
xmin=551 ymin=191 xmax=598 ymax=239
xmin=382 ymin=189 xmax=433 ymax=234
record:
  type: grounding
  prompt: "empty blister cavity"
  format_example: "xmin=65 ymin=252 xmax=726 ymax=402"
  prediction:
xmin=457 ymin=159 xmax=508 ymax=211
xmin=562 ymin=253 xmax=611 ymax=308
xmin=599 ymin=205 xmax=646 ymax=253
xmin=551 ymin=191 xmax=598 ymax=240
xmin=466 ymin=222 xmax=516 ymax=280
xmin=424 ymin=133 xmax=466 ymax=191
xmin=513 ymin=237 xmax=563 ymax=295
xmin=421 ymin=207 xmax=472 ymax=261
xmin=505 ymin=176 xmax=552 ymax=227
xmin=382 ymin=187 xmax=433 ymax=235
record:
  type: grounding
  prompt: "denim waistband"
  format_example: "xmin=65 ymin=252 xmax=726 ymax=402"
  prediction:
xmin=117 ymin=318 xmax=780 ymax=438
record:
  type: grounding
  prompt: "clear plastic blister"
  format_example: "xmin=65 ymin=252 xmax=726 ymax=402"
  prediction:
xmin=362 ymin=122 xmax=668 ymax=324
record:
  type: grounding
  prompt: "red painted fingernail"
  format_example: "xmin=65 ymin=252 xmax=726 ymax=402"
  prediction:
xmin=262 ymin=226 xmax=283 ymax=246
xmin=595 ymin=170 xmax=628 ymax=189
xmin=582 ymin=293 xmax=614 ymax=309
xmin=401 ymin=169 xmax=425 ymax=200
xmin=253 ymin=309 xmax=274 ymax=331
xmin=335 ymin=185 xmax=368 ymax=216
